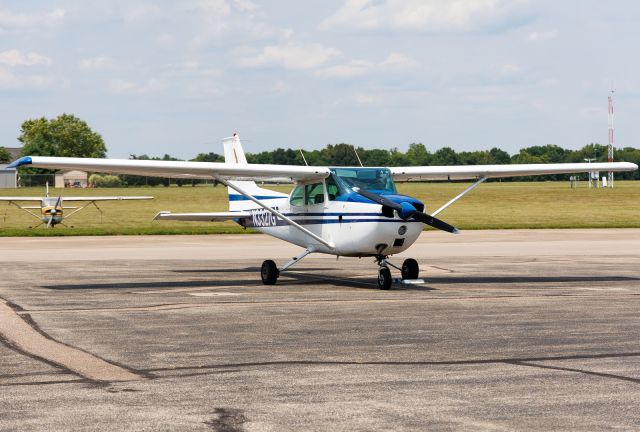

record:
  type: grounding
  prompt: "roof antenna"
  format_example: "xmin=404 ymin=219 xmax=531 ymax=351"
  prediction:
xmin=299 ymin=149 xmax=309 ymax=166
xmin=352 ymin=145 xmax=364 ymax=167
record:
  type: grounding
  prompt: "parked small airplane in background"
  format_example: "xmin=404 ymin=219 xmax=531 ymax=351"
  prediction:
xmin=8 ymin=135 xmax=637 ymax=288
xmin=0 ymin=183 xmax=153 ymax=228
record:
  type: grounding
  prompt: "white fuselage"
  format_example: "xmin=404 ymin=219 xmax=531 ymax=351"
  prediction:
xmin=234 ymin=193 xmax=424 ymax=257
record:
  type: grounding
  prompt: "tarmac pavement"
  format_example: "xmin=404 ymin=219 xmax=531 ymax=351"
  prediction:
xmin=0 ymin=229 xmax=639 ymax=431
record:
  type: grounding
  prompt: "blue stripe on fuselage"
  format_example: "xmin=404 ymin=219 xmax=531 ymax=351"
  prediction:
xmin=228 ymin=194 xmax=286 ymax=201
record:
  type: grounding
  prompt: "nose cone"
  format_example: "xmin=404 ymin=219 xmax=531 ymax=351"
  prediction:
xmin=399 ymin=201 xmax=417 ymax=219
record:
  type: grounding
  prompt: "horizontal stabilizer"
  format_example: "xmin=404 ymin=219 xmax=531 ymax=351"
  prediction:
xmin=154 ymin=211 xmax=250 ymax=222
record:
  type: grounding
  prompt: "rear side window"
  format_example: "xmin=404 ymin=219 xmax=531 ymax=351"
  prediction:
xmin=305 ymin=183 xmax=325 ymax=205
xmin=290 ymin=185 xmax=304 ymax=206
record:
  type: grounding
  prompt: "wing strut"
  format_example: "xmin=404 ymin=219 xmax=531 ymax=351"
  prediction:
xmin=212 ymin=175 xmax=335 ymax=250
xmin=431 ymin=177 xmax=487 ymax=217
xmin=64 ymin=200 xmax=103 ymax=220
xmin=6 ymin=201 xmax=43 ymax=222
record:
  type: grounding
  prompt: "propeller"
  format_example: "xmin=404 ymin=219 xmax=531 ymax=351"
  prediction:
xmin=47 ymin=196 xmax=62 ymax=228
xmin=352 ymin=187 xmax=459 ymax=234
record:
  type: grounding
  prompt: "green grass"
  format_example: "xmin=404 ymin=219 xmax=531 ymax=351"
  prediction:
xmin=0 ymin=181 xmax=638 ymax=236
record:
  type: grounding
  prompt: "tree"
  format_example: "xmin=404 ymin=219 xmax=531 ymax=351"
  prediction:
xmin=431 ymin=147 xmax=460 ymax=165
xmin=192 ymin=152 xmax=224 ymax=162
xmin=405 ymin=143 xmax=430 ymax=166
xmin=323 ymin=144 xmax=361 ymax=166
xmin=0 ymin=147 xmax=10 ymax=163
xmin=19 ymin=114 xmax=107 ymax=158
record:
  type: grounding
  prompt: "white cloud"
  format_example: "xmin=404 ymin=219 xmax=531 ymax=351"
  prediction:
xmin=316 ymin=59 xmax=373 ymax=78
xmin=271 ymin=80 xmax=288 ymax=93
xmin=354 ymin=93 xmax=378 ymax=104
xmin=79 ymin=56 xmax=115 ymax=70
xmin=240 ymin=42 xmax=340 ymax=70
xmin=109 ymin=78 xmax=162 ymax=94
xmin=232 ymin=0 xmax=258 ymax=13
xmin=498 ymin=63 xmax=521 ymax=75
xmin=320 ymin=0 xmax=527 ymax=32
xmin=381 ymin=52 xmax=417 ymax=68
xmin=527 ymin=30 xmax=558 ymax=42
xmin=0 ymin=67 xmax=51 ymax=89
xmin=123 ymin=4 xmax=164 ymax=24
xmin=0 ymin=50 xmax=52 ymax=66
xmin=191 ymin=0 xmax=232 ymax=35
xmin=0 ymin=7 xmax=64 ymax=30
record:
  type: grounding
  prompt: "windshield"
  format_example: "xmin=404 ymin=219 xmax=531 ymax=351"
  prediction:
xmin=331 ymin=168 xmax=396 ymax=194
xmin=42 ymin=197 xmax=60 ymax=206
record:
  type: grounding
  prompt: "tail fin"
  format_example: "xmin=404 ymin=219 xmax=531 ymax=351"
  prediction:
xmin=223 ymin=133 xmax=287 ymax=211
xmin=223 ymin=133 xmax=248 ymax=164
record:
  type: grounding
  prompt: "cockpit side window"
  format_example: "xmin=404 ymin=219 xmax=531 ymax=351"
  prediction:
xmin=326 ymin=175 xmax=340 ymax=201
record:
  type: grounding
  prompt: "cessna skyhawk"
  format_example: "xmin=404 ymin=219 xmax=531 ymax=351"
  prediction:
xmin=8 ymin=134 xmax=637 ymax=288
xmin=0 ymin=183 xmax=152 ymax=228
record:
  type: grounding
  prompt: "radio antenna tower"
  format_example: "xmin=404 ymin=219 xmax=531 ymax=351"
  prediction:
xmin=607 ymin=89 xmax=615 ymax=188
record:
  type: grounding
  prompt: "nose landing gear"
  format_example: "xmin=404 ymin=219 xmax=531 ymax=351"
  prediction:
xmin=376 ymin=256 xmax=421 ymax=289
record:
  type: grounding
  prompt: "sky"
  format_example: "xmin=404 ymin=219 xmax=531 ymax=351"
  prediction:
xmin=1 ymin=0 xmax=638 ymax=159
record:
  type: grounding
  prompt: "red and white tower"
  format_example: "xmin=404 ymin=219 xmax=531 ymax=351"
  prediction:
xmin=607 ymin=90 xmax=615 ymax=187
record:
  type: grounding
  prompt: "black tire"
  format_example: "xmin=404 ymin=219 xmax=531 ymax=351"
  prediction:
xmin=261 ymin=260 xmax=279 ymax=285
xmin=378 ymin=267 xmax=392 ymax=290
xmin=401 ymin=258 xmax=419 ymax=280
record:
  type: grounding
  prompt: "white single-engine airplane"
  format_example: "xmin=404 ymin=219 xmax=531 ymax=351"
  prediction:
xmin=0 ymin=183 xmax=153 ymax=228
xmin=8 ymin=134 xmax=637 ymax=288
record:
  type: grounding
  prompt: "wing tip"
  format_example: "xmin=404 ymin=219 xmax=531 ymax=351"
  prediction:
xmin=7 ymin=156 xmax=32 ymax=169
xmin=153 ymin=211 xmax=171 ymax=220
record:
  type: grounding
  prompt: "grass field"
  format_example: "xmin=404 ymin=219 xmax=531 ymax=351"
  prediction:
xmin=0 ymin=181 xmax=638 ymax=236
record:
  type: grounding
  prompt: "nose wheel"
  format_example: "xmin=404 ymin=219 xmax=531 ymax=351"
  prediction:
xmin=376 ymin=257 xmax=421 ymax=289
xmin=401 ymin=258 xmax=419 ymax=280
xmin=377 ymin=267 xmax=392 ymax=290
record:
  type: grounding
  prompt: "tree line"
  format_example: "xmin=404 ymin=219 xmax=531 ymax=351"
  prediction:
xmin=4 ymin=114 xmax=639 ymax=184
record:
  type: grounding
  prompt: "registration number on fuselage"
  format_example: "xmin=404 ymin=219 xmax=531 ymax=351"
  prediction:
xmin=250 ymin=207 xmax=279 ymax=227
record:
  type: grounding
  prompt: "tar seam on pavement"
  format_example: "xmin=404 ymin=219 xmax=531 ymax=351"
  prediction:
xmin=0 ymin=299 xmax=144 ymax=383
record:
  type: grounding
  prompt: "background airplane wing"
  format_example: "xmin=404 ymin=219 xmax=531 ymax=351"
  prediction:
xmin=62 ymin=196 xmax=154 ymax=201
xmin=390 ymin=162 xmax=638 ymax=181
xmin=9 ymin=156 xmax=330 ymax=182
xmin=0 ymin=197 xmax=43 ymax=201
xmin=154 ymin=211 xmax=250 ymax=222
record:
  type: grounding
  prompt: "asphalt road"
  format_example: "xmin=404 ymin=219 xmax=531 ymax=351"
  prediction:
xmin=1 ymin=229 xmax=639 ymax=431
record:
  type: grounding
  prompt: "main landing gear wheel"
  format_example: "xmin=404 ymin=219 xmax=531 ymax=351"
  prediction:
xmin=401 ymin=258 xmax=419 ymax=280
xmin=261 ymin=260 xmax=279 ymax=285
xmin=378 ymin=267 xmax=392 ymax=290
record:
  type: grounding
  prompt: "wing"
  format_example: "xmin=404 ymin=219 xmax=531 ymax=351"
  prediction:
xmin=8 ymin=156 xmax=330 ymax=182
xmin=390 ymin=162 xmax=638 ymax=181
xmin=62 ymin=196 xmax=154 ymax=201
xmin=154 ymin=211 xmax=250 ymax=222
xmin=0 ymin=197 xmax=42 ymax=201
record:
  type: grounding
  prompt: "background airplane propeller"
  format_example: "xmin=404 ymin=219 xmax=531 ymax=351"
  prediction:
xmin=352 ymin=187 xmax=459 ymax=234
xmin=47 ymin=195 xmax=62 ymax=228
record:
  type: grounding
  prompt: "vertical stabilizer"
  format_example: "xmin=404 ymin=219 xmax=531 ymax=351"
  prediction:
xmin=223 ymin=133 xmax=248 ymax=164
